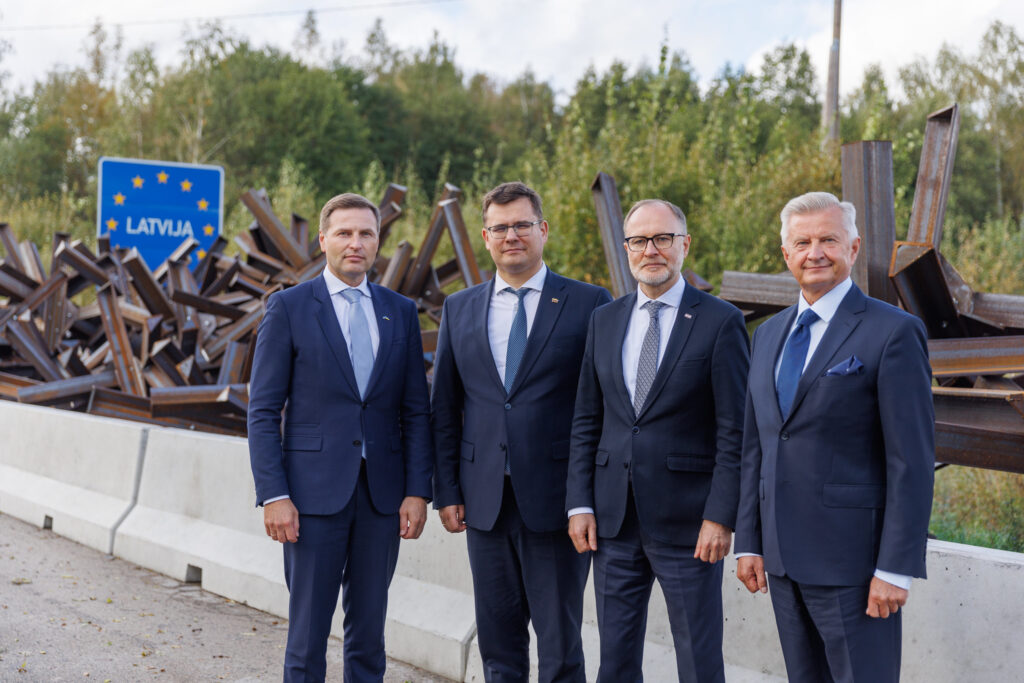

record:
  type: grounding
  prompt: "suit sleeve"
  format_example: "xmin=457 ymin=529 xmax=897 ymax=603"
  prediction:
xmin=875 ymin=315 xmax=934 ymax=578
xmin=566 ymin=309 xmax=604 ymax=513
xmin=701 ymin=307 xmax=750 ymax=528
xmin=431 ymin=297 xmax=465 ymax=508
xmin=400 ymin=298 xmax=434 ymax=500
xmin=247 ymin=293 xmax=293 ymax=506
xmin=734 ymin=327 xmax=764 ymax=554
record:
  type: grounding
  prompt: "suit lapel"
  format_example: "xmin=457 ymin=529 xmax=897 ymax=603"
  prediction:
xmin=364 ymin=283 xmax=394 ymax=394
xmin=312 ymin=276 xmax=360 ymax=396
xmin=785 ymin=285 xmax=866 ymax=422
xmin=610 ymin=293 xmax=638 ymax=419
xmin=635 ymin=284 xmax=699 ymax=420
xmin=507 ymin=272 xmax=568 ymax=397
xmin=473 ymin=279 xmax=506 ymax=393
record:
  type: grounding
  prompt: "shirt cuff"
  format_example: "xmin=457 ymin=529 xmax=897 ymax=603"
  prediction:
xmin=734 ymin=552 xmax=762 ymax=559
xmin=873 ymin=568 xmax=912 ymax=590
xmin=568 ymin=507 xmax=594 ymax=518
xmin=262 ymin=495 xmax=290 ymax=506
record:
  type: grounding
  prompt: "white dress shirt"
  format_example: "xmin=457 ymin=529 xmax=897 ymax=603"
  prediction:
xmin=568 ymin=276 xmax=686 ymax=519
xmin=488 ymin=264 xmax=548 ymax=384
xmin=262 ymin=269 xmax=379 ymax=505
xmin=737 ymin=277 xmax=911 ymax=591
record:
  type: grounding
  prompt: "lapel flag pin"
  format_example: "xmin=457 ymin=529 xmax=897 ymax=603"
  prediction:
xmin=684 ymin=313 xmax=693 ymax=319
xmin=383 ymin=315 xmax=391 ymax=321
xmin=551 ymin=298 xmax=559 ymax=303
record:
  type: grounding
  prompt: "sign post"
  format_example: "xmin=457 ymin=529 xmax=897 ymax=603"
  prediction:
xmin=97 ymin=157 xmax=225 ymax=269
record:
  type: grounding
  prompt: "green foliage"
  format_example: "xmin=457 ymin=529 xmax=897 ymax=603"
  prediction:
xmin=931 ymin=467 xmax=1024 ymax=552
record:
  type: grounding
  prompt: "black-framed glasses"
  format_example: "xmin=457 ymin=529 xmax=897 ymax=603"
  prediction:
xmin=485 ymin=219 xmax=543 ymax=238
xmin=623 ymin=233 xmax=686 ymax=252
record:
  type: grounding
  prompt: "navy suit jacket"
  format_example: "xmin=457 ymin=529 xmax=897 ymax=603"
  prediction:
xmin=734 ymin=284 xmax=934 ymax=585
xmin=247 ymin=275 xmax=433 ymax=516
xmin=566 ymin=285 xmax=750 ymax=546
xmin=432 ymin=270 xmax=611 ymax=533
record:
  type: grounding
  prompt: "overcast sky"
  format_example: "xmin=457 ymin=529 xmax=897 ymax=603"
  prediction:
xmin=2 ymin=0 xmax=1022 ymax=102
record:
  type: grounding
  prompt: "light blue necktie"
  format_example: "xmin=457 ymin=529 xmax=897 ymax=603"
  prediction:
xmin=776 ymin=308 xmax=820 ymax=419
xmin=503 ymin=287 xmax=530 ymax=395
xmin=341 ymin=288 xmax=374 ymax=398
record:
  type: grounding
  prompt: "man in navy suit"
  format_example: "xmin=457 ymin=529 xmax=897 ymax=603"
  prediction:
xmin=734 ymin=191 xmax=934 ymax=683
xmin=567 ymin=199 xmax=749 ymax=682
xmin=248 ymin=193 xmax=433 ymax=682
xmin=432 ymin=182 xmax=611 ymax=682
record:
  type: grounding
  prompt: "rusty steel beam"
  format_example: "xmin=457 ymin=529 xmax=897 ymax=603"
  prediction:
xmin=150 ymin=383 xmax=248 ymax=417
xmin=935 ymin=421 xmax=1024 ymax=474
xmin=933 ymin=386 xmax=1024 ymax=433
xmin=234 ymin=232 xmax=295 ymax=280
xmin=841 ymin=140 xmax=898 ymax=304
xmin=216 ymin=341 xmax=248 ymax=385
xmin=907 ymin=104 xmax=959 ymax=247
xmin=17 ymin=369 xmax=118 ymax=406
xmin=121 ymin=248 xmax=176 ymax=320
xmin=0 ymin=263 xmax=35 ymax=301
xmin=96 ymin=284 xmax=146 ymax=396
xmin=591 ymin=172 xmax=636 ymax=299
xmin=203 ymin=257 xmax=241 ymax=297
xmin=889 ymin=243 xmax=964 ymax=338
xmin=929 ymin=336 xmax=1024 ymax=378
xmin=295 ymin=253 xmax=327 ymax=283
xmin=291 ymin=213 xmax=310 ymax=256
xmin=719 ymin=271 xmax=799 ymax=313
xmin=19 ymin=240 xmax=45 ymax=284
xmin=682 ymin=269 xmax=713 ymax=293
xmin=241 ymin=190 xmax=309 ymax=268
xmin=440 ymin=198 xmax=483 ymax=287
xmin=379 ymin=241 xmax=414 ymax=291
xmin=972 ymin=293 xmax=1024 ymax=332
xmin=4 ymin=319 xmax=67 ymax=381
xmin=204 ymin=306 xmax=263 ymax=360
xmin=193 ymin=236 xmax=228 ymax=291
xmin=0 ymin=370 xmax=40 ymax=400
xmin=153 ymin=238 xmax=200 ymax=284
xmin=0 ymin=223 xmax=26 ymax=273
xmin=402 ymin=184 xmax=462 ymax=297
xmin=55 ymin=240 xmax=109 ymax=288
xmin=170 ymin=289 xmax=245 ymax=321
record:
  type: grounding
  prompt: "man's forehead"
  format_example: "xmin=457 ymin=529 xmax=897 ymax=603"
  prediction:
xmin=325 ymin=207 xmax=378 ymax=230
xmin=625 ymin=204 xmax=682 ymax=235
xmin=788 ymin=209 xmax=844 ymax=233
xmin=485 ymin=198 xmax=536 ymax=220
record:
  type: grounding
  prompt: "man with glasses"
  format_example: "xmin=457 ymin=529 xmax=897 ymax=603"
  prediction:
xmin=567 ymin=199 xmax=749 ymax=682
xmin=432 ymin=182 xmax=611 ymax=682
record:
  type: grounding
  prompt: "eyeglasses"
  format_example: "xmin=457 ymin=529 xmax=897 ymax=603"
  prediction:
xmin=485 ymin=220 xmax=543 ymax=238
xmin=623 ymin=233 xmax=686 ymax=252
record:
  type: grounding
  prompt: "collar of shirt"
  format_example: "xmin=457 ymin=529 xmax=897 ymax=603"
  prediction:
xmin=796 ymin=276 xmax=853 ymax=325
xmin=322 ymin=267 xmax=372 ymax=299
xmin=491 ymin=263 xmax=548 ymax=300
xmin=635 ymin=274 xmax=686 ymax=312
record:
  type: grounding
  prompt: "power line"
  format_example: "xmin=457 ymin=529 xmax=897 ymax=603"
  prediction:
xmin=0 ymin=0 xmax=459 ymax=33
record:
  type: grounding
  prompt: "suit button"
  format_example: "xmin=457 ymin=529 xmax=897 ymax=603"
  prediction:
xmin=504 ymin=403 xmax=512 ymax=410
xmin=780 ymin=432 xmax=789 ymax=441
xmin=632 ymin=426 xmax=640 ymax=435
xmin=361 ymin=402 xmax=368 ymax=409
xmin=353 ymin=440 xmax=362 ymax=446
xmin=623 ymin=463 xmax=629 ymax=469
xmin=500 ymin=443 xmax=507 ymax=451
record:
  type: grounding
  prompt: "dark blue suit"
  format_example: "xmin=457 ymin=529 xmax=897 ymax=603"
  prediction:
xmin=735 ymin=284 xmax=934 ymax=682
xmin=432 ymin=270 xmax=611 ymax=682
xmin=248 ymin=275 xmax=433 ymax=682
xmin=567 ymin=285 xmax=749 ymax=682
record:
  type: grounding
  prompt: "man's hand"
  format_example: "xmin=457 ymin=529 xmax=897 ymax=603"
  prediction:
xmin=399 ymin=496 xmax=428 ymax=539
xmin=264 ymin=498 xmax=300 ymax=543
xmin=438 ymin=505 xmax=467 ymax=534
xmin=568 ymin=513 xmax=598 ymax=553
xmin=866 ymin=576 xmax=908 ymax=618
xmin=736 ymin=555 xmax=768 ymax=594
xmin=694 ymin=519 xmax=732 ymax=563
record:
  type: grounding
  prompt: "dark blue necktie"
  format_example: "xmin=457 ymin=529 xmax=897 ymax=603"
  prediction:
xmin=503 ymin=287 xmax=530 ymax=394
xmin=776 ymin=308 xmax=820 ymax=418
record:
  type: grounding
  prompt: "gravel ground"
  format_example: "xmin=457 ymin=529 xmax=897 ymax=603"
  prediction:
xmin=0 ymin=512 xmax=453 ymax=682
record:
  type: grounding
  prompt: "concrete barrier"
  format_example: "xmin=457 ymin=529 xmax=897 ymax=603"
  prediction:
xmin=9 ymin=404 xmax=1024 ymax=682
xmin=0 ymin=401 xmax=146 ymax=554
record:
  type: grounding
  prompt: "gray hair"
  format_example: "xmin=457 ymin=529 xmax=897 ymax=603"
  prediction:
xmin=780 ymin=192 xmax=858 ymax=244
xmin=624 ymin=199 xmax=688 ymax=234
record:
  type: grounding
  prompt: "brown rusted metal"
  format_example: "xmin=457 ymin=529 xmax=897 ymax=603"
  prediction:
xmin=95 ymin=284 xmax=146 ymax=396
xmin=0 ymin=370 xmax=40 ymax=401
xmin=17 ymin=369 xmax=118 ymax=406
xmin=240 ymin=190 xmax=309 ymax=268
xmin=929 ymin=336 xmax=1024 ymax=378
xmin=719 ymin=271 xmax=799 ymax=320
xmin=841 ymin=140 xmax=899 ymax=304
xmin=54 ymin=240 xmax=109 ymax=287
xmin=440 ymin=198 xmax=483 ymax=287
xmin=402 ymin=183 xmax=462 ymax=297
xmin=379 ymin=241 xmax=413 ymax=291
xmin=591 ymin=171 xmax=636 ymax=299
xmin=934 ymin=421 xmax=1024 ymax=474
xmin=4 ymin=319 xmax=67 ymax=382
xmin=907 ymin=105 xmax=959 ymax=247
xmin=121 ymin=248 xmax=176 ymax=320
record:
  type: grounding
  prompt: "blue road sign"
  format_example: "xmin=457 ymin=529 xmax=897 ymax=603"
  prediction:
xmin=97 ymin=157 xmax=224 ymax=269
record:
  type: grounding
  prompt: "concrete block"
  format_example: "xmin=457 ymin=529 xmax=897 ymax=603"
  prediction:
xmin=385 ymin=575 xmax=476 ymax=681
xmin=0 ymin=402 xmax=145 ymax=553
xmin=113 ymin=426 xmax=290 ymax=618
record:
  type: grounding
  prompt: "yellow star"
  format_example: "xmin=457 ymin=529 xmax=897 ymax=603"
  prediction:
xmin=197 ymin=198 xmax=209 ymax=211
xmin=157 ymin=171 xmax=169 ymax=184
xmin=132 ymin=175 xmax=144 ymax=188
xmin=180 ymin=179 xmax=192 ymax=192
xmin=203 ymin=224 xmax=214 ymax=236
xmin=197 ymin=249 xmax=207 ymax=259
xmin=113 ymin=192 xmax=126 ymax=205
xmin=106 ymin=218 xmax=118 ymax=231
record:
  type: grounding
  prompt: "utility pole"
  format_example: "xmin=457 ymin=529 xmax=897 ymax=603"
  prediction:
xmin=822 ymin=0 xmax=842 ymax=148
